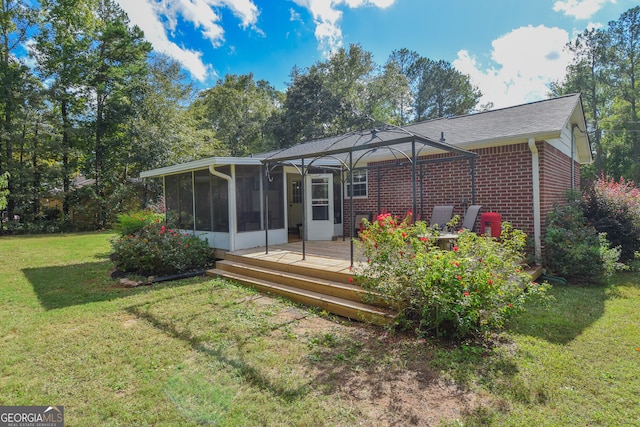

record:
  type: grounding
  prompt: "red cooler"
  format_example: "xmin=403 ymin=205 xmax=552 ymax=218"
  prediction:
xmin=480 ymin=212 xmax=502 ymax=237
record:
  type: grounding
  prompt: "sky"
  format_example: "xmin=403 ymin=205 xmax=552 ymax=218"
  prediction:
xmin=113 ymin=0 xmax=637 ymax=109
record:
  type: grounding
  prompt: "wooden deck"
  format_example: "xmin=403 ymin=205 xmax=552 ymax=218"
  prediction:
xmin=224 ymin=239 xmax=364 ymax=274
xmin=207 ymin=239 xmax=543 ymax=325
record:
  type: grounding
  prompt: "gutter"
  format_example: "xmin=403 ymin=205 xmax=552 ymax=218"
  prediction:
xmin=528 ymin=138 xmax=542 ymax=263
xmin=209 ymin=165 xmax=236 ymax=251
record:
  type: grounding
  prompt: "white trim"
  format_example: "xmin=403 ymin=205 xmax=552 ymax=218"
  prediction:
xmin=209 ymin=164 xmax=236 ymax=251
xmin=141 ymin=157 xmax=263 ymax=178
xmin=528 ymin=137 xmax=542 ymax=263
xmin=344 ymin=169 xmax=368 ymax=199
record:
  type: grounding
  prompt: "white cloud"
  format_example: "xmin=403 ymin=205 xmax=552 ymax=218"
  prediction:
xmin=454 ymin=25 xmax=572 ymax=109
xmin=114 ymin=0 xmax=261 ymax=82
xmin=553 ymin=0 xmax=615 ymax=20
xmin=114 ymin=0 xmax=210 ymax=81
xmin=220 ymin=0 xmax=260 ymax=29
xmin=293 ymin=0 xmax=396 ymax=56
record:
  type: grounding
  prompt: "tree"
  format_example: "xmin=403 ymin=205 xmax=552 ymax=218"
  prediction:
xmin=608 ymin=6 xmax=640 ymax=183
xmin=195 ymin=73 xmax=282 ymax=156
xmin=551 ymin=28 xmax=610 ymax=177
xmin=85 ymin=0 xmax=151 ymax=227
xmin=366 ymin=60 xmax=411 ymax=126
xmin=276 ymin=44 xmax=379 ymax=146
xmin=0 ymin=171 xmax=8 ymax=210
xmin=127 ymin=53 xmax=219 ymax=171
xmin=32 ymin=0 xmax=96 ymax=218
xmin=415 ymin=59 xmax=482 ymax=120
xmin=0 ymin=0 xmax=36 ymax=220
xmin=275 ymin=69 xmax=338 ymax=146
xmin=385 ymin=49 xmax=424 ymax=123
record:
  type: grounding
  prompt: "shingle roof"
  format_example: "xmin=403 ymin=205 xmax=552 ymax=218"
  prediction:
xmin=407 ymin=93 xmax=582 ymax=146
xmin=261 ymin=94 xmax=587 ymax=164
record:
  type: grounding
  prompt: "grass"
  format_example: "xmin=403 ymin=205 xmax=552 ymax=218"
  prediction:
xmin=1 ymin=232 xmax=639 ymax=426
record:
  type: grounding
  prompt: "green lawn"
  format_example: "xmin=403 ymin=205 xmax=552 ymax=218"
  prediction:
xmin=1 ymin=232 xmax=639 ymax=426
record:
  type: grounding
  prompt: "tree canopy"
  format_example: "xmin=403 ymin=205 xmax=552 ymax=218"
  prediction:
xmin=2 ymin=2 xmax=640 ymax=232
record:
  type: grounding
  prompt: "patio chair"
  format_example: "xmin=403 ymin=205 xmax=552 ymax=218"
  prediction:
xmin=459 ymin=205 xmax=482 ymax=232
xmin=354 ymin=212 xmax=372 ymax=234
xmin=429 ymin=205 xmax=454 ymax=231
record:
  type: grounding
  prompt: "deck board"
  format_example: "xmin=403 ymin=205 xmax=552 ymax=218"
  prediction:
xmin=226 ymin=240 xmax=366 ymax=274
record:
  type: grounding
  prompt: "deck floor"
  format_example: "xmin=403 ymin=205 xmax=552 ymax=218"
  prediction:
xmin=226 ymin=239 xmax=366 ymax=274
xmin=224 ymin=238 xmax=543 ymax=281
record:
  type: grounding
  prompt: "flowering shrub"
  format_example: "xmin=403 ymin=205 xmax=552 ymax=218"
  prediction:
xmin=355 ymin=212 xmax=550 ymax=339
xmin=544 ymin=198 xmax=626 ymax=283
xmin=114 ymin=210 xmax=165 ymax=237
xmin=582 ymin=176 xmax=640 ymax=262
xmin=111 ymin=221 xmax=214 ymax=276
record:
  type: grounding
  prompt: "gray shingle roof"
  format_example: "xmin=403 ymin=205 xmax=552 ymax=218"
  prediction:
xmin=261 ymin=94 xmax=586 ymax=164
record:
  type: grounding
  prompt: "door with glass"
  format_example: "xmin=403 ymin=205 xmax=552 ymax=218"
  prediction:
xmin=305 ymin=174 xmax=334 ymax=240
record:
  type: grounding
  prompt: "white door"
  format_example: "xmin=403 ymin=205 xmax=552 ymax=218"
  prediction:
xmin=305 ymin=174 xmax=333 ymax=240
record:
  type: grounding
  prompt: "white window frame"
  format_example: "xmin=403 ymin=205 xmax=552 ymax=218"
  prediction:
xmin=345 ymin=170 xmax=368 ymax=198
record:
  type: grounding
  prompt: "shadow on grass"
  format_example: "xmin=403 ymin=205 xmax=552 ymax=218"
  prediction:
xmin=22 ymin=261 xmax=197 ymax=310
xmin=509 ymin=284 xmax=609 ymax=345
xmin=125 ymin=301 xmax=310 ymax=401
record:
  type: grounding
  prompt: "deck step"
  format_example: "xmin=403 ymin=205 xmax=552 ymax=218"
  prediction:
xmin=214 ymin=259 xmax=384 ymax=306
xmin=222 ymin=252 xmax=353 ymax=283
xmin=207 ymin=268 xmax=395 ymax=326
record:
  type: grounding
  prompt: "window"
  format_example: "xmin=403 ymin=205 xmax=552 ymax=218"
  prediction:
xmin=236 ymin=165 xmax=262 ymax=232
xmin=291 ymin=180 xmax=302 ymax=203
xmin=311 ymin=177 xmax=330 ymax=220
xmin=194 ymin=169 xmax=229 ymax=232
xmin=164 ymin=172 xmax=193 ymax=229
xmin=345 ymin=170 xmax=367 ymax=198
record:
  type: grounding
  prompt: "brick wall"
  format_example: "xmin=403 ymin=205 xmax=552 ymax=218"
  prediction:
xmin=539 ymin=142 xmax=581 ymax=243
xmin=343 ymin=141 xmax=578 ymax=243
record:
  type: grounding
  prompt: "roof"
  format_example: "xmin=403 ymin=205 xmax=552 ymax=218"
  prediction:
xmin=408 ymin=93 xmax=587 ymax=150
xmin=260 ymin=93 xmax=591 ymax=165
xmin=140 ymin=156 xmax=262 ymax=178
xmin=139 ymin=94 xmax=591 ymax=178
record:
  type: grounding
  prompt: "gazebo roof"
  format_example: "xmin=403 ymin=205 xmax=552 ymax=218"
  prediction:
xmin=260 ymin=124 xmax=476 ymax=166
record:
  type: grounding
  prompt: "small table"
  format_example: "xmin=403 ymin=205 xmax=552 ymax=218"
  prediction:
xmin=421 ymin=232 xmax=459 ymax=250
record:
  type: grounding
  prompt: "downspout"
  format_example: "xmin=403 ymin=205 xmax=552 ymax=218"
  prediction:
xmin=571 ymin=124 xmax=577 ymax=191
xmin=528 ymin=138 xmax=542 ymax=264
xmin=209 ymin=165 xmax=236 ymax=251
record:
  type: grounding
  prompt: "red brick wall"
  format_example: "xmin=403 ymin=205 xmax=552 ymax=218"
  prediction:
xmin=539 ymin=142 xmax=581 ymax=242
xmin=343 ymin=141 xmax=579 ymax=242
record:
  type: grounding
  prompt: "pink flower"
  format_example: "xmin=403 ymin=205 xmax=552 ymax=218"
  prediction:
xmin=463 ymin=292 xmax=470 ymax=297
xmin=456 ymin=275 xmax=462 ymax=280
xmin=453 ymin=246 xmax=459 ymax=252
xmin=349 ymin=277 xmax=353 ymax=283
xmin=488 ymin=279 xmax=493 ymax=285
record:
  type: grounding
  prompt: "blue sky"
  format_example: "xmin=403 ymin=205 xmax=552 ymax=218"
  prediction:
xmin=114 ymin=0 xmax=636 ymax=109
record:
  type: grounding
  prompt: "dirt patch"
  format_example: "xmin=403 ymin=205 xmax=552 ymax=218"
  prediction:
xmin=224 ymin=295 xmax=486 ymax=425
xmin=287 ymin=314 xmax=486 ymax=426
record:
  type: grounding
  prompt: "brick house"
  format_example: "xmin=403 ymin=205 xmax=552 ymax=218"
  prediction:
xmin=141 ymin=93 xmax=590 ymax=263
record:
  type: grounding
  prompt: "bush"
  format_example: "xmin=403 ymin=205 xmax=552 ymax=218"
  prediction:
xmin=114 ymin=210 xmax=164 ymax=237
xmin=582 ymin=176 xmax=640 ymax=262
xmin=355 ymin=212 xmax=550 ymax=340
xmin=111 ymin=222 xmax=214 ymax=276
xmin=544 ymin=199 xmax=626 ymax=284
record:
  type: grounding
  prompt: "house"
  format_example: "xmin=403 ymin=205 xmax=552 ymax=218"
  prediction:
xmin=140 ymin=93 xmax=591 ymax=263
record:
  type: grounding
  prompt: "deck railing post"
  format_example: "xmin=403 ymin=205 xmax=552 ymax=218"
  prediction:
xmin=301 ymin=158 xmax=306 ymax=261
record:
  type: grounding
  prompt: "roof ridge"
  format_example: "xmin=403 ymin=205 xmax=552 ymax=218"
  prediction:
xmin=407 ymin=93 xmax=581 ymax=126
